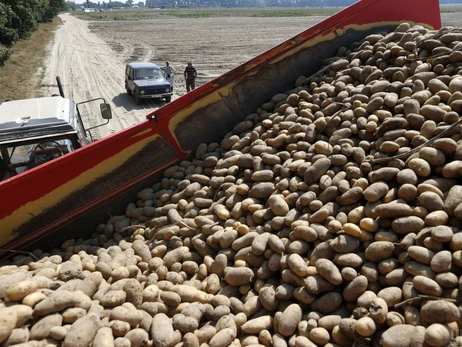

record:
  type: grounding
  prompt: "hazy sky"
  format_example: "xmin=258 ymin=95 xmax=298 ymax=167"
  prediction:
xmin=74 ymin=1 xmax=146 ymax=3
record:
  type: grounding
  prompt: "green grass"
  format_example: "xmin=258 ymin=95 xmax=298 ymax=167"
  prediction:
xmin=74 ymin=7 xmax=342 ymax=21
xmin=0 ymin=17 xmax=62 ymax=102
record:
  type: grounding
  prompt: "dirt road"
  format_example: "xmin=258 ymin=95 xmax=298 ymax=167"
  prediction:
xmin=40 ymin=13 xmax=151 ymax=139
xmin=40 ymin=11 xmax=460 ymax=139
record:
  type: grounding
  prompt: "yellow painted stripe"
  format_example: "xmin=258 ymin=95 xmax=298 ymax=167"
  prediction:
xmin=0 ymin=133 xmax=160 ymax=246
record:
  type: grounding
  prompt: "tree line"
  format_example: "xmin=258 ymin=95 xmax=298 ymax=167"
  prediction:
xmin=0 ymin=0 xmax=66 ymax=66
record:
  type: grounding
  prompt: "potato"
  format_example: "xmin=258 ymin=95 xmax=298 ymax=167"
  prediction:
xmin=50 ymin=326 xmax=68 ymax=341
xmin=110 ymin=306 xmax=143 ymax=328
xmin=92 ymin=327 xmax=115 ymax=347
xmin=363 ymin=182 xmax=389 ymax=202
xmin=100 ymin=290 xmax=126 ymax=307
xmin=424 ymin=323 xmax=451 ymax=347
xmin=420 ymin=300 xmax=460 ymax=324
xmin=315 ymin=259 xmax=342 ymax=285
xmin=124 ymin=328 xmax=149 ymax=347
xmin=2 ymin=327 xmax=30 ymax=346
xmin=33 ymin=290 xmax=79 ymax=316
xmin=62 ymin=307 xmax=86 ymax=324
xmin=373 ymin=203 xmax=413 ymax=218
xmin=241 ymin=316 xmax=273 ymax=334
xmin=386 ymin=311 xmax=405 ymax=326
xmin=114 ymin=337 xmax=132 ymax=347
xmin=22 ymin=292 xmax=46 ymax=308
xmin=287 ymin=254 xmax=308 ymax=277
xmin=407 ymin=245 xmax=434 ymax=264
xmin=63 ymin=313 xmax=100 ymax=347
xmin=365 ymin=242 xmax=395 ymax=262
xmin=355 ymin=317 xmax=376 ymax=337
xmin=195 ymin=325 xmax=217 ymax=345
xmin=109 ymin=320 xmax=131 ymax=338
xmin=224 ymin=267 xmax=254 ymax=286
xmin=0 ymin=307 xmax=17 ymax=343
xmin=343 ymin=275 xmax=367 ymax=302
xmin=268 ymin=195 xmax=290 ymax=216
xmin=311 ymin=292 xmax=342 ymax=313
xmin=278 ymin=304 xmax=302 ymax=337
xmin=309 ymin=327 xmax=330 ymax=345
xmin=377 ymin=287 xmax=402 ymax=307
xmin=75 ymin=272 xmax=103 ymax=298
xmin=5 ymin=280 xmax=38 ymax=302
xmin=151 ymin=313 xmax=175 ymax=347
xmin=412 ymin=276 xmax=442 ymax=296
xmin=11 ymin=305 xmax=33 ymax=327
xmin=380 ymin=325 xmax=416 ymax=347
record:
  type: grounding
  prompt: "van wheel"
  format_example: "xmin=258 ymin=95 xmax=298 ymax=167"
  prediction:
xmin=126 ymin=86 xmax=132 ymax=96
xmin=135 ymin=93 xmax=141 ymax=105
xmin=165 ymin=96 xmax=171 ymax=103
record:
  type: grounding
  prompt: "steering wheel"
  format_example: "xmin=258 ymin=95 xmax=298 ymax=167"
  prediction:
xmin=32 ymin=141 xmax=64 ymax=164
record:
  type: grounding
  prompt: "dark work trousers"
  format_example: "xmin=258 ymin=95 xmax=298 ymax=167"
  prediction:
xmin=186 ymin=78 xmax=196 ymax=92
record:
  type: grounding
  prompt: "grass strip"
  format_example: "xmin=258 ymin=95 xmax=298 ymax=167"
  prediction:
xmin=0 ymin=17 xmax=61 ymax=102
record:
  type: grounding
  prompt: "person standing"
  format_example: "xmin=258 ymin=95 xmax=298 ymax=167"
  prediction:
xmin=162 ymin=61 xmax=176 ymax=90
xmin=184 ymin=62 xmax=197 ymax=92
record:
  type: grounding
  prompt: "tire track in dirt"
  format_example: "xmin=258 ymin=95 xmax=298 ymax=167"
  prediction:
xmin=40 ymin=13 xmax=170 ymax=140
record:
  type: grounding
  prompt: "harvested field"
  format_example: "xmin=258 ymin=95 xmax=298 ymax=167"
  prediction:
xmin=39 ymin=8 xmax=461 ymax=138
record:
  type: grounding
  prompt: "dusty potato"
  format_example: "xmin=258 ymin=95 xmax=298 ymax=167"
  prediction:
xmin=0 ymin=307 xmax=17 ymax=343
xmin=63 ymin=313 xmax=100 ymax=347
xmin=93 ymin=327 xmax=115 ymax=347
xmin=278 ymin=304 xmax=302 ymax=337
xmin=151 ymin=313 xmax=175 ymax=347
xmin=124 ymin=328 xmax=149 ymax=347
xmin=424 ymin=323 xmax=451 ymax=347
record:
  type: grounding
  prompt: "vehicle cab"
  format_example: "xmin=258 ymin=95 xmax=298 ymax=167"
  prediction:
xmin=0 ymin=95 xmax=111 ymax=181
xmin=125 ymin=62 xmax=173 ymax=104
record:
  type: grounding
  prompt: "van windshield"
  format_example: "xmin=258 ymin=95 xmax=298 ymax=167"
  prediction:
xmin=134 ymin=68 xmax=162 ymax=80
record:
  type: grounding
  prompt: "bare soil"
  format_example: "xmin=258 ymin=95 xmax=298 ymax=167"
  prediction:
xmin=39 ymin=12 xmax=461 ymax=139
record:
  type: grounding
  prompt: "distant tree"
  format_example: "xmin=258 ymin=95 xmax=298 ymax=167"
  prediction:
xmin=107 ymin=0 xmax=127 ymax=7
xmin=2 ymin=0 xmax=42 ymax=39
xmin=0 ymin=0 xmax=67 ymax=46
xmin=65 ymin=1 xmax=77 ymax=10
xmin=0 ymin=3 xmax=19 ymax=45
xmin=42 ymin=0 xmax=66 ymax=22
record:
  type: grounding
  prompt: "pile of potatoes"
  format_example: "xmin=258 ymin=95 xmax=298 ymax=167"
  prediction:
xmin=2 ymin=22 xmax=462 ymax=347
